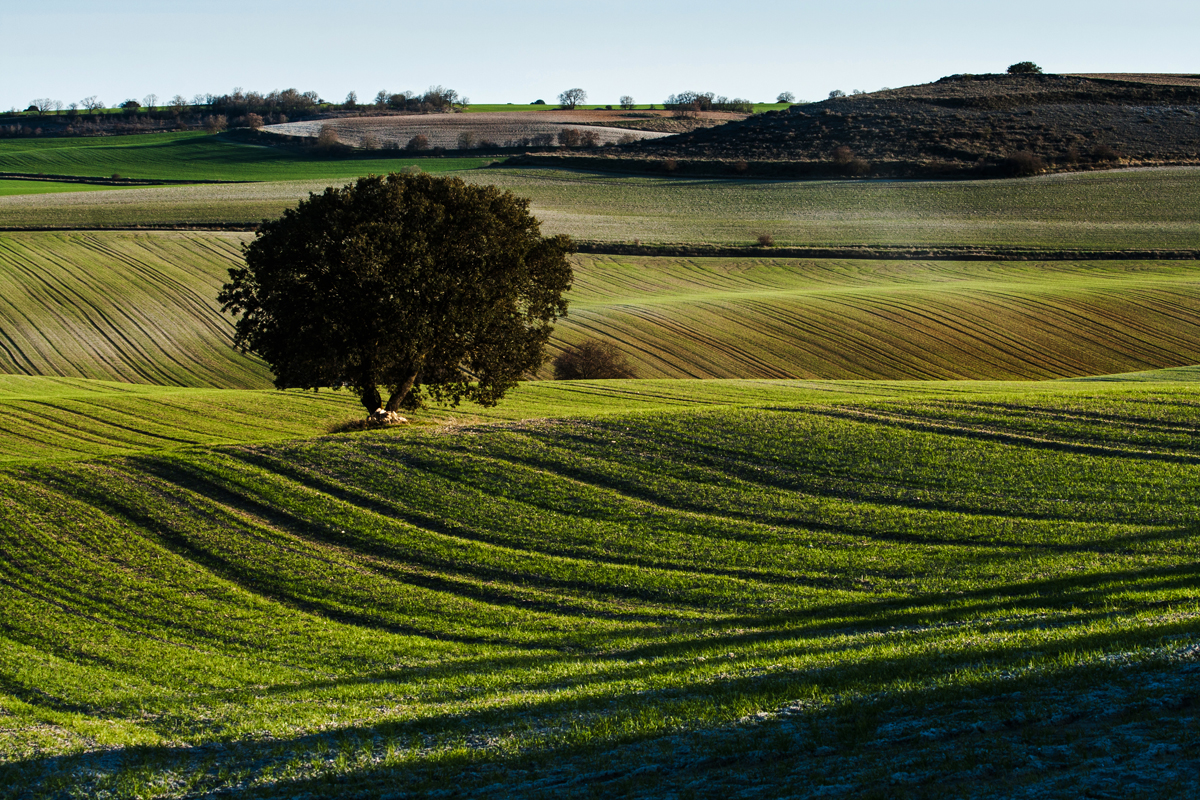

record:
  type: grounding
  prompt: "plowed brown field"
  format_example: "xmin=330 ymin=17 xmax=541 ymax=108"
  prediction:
xmin=264 ymin=112 xmax=675 ymax=149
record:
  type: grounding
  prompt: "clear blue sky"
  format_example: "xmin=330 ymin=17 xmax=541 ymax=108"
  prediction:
xmin=4 ymin=0 xmax=1198 ymax=110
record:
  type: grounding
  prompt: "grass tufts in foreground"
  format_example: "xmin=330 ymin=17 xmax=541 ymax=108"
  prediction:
xmin=1 ymin=374 xmax=1198 ymax=796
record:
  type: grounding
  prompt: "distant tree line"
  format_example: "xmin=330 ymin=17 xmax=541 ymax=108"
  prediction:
xmin=663 ymin=91 xmax=754 ymax=115
xmin=2 ymin=84 xmax=469 ymax=139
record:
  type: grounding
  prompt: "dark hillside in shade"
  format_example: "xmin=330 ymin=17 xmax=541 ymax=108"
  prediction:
xmin=523 ymin=74 xmax=1200 ymax=178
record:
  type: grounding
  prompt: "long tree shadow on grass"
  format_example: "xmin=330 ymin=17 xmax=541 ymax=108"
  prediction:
xmin=3 ymin=621 xmax=1196 ymax=799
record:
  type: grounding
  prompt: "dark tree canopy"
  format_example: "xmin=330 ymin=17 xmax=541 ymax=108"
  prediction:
xmin=219 ymin=173 xmax=574 ymax=414
xmin=1007 ymin=61 xmax=1043 ymax=75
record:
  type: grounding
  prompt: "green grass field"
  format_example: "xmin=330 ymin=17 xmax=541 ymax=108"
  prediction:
xmin=5 ymin=232 xmax=1199 ymax=389
xmin=1 ymin=373 xmax=1198 ymax=797
xmin=0 ymin=131 xmax=496 ymax=183
xmin=0 ymin=372 xmax=1094 ymax=464
xmin=0 ymin=179 xmax=130 ymax=197
xmin=2 ymin=116 xmax=1200 ymax=798
xmin=0 ymin=232 xmax=270 ymax=387
xmin=3 ymin=165 xmax=1199 ymax=252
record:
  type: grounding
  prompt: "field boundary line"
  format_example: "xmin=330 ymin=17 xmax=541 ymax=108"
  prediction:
xmin=0 ymin=172 xmax=250 ymax=186
xmin=2 ymin=229 xmax=1198 ymax=260
xmin=574 ymin=242 xmax=1200 ymax=261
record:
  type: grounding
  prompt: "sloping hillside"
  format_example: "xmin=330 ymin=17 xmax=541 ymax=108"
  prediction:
xmin=8 ymin=232 xmax=1200 ymax=387
xmin=556 ymin=73 xmax=1200 ymax=177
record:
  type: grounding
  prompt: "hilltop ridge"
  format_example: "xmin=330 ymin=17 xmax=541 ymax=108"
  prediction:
xmin=519 ymin=73 xmax=1200 ymax=178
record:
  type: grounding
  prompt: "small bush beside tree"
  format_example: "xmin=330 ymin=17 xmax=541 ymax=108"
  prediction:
xmin=552 ymin=340 xmax=636 ymax=380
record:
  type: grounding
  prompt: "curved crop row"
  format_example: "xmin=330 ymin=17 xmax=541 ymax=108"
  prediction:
xmin=1 ymin=386 xmax=1198 ymax=796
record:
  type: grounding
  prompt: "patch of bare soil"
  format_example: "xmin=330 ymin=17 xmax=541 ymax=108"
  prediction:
xmin=263 ymin=112 xmax=670 ymax=150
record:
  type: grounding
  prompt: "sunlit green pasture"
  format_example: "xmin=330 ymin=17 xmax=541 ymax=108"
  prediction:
xmin=4 ymin=232 xmax=1199 ymax=390
xmin=1 ymin=374 xmax=1198 ymax=797
xmin=0 ymin=131 xmax=496 ymax=183
xmin=3 ymin=165 xmax=1199 ymax=252
xmin=0 ymin=179 xmax=130 ymax=197
xmin=0 ymin=371 xmax=1130 ymax=464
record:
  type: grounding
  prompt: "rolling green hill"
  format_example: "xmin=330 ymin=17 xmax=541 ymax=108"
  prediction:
xmin=0 ymin=232 xmax=269 ymax=387
xmin=4 ymin=232 xmax=1199 ymax=388
xmin=0 ymin=372 xmax=1101 ymax=464
xmin=0 ymin=131 xmax=495 ymax=183
xmin=3 ymin=165 xmax=1199 ymax=252
xmin=2 ymin=375 xmax=1198 ymax=797
xmin=560 ymin=254 xmax=1200 ymax=379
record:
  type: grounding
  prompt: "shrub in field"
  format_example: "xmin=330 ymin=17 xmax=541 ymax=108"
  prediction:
xmin=315 ymin=125 xmax=340 ymax=149
xmin=239 ymin=113 xmax=264 ymax=130
xmin=617 ymin=133 xmax=638 ymax=145
xmin=203 ymin=114 xmax=227 ymax=133
xmin=663 ymin=158 xmax=678 ymax=172
xmin=359 ymin=132 xmax=380 ymax=150
xmin=457 ymin=131 xmax=477 ymax=150
xmin=1091 ymin=143 xmax=1121 ymax=162
xmin=219 ymin=173 xmax=574 ymax=414
xmin=1007 ymin=61 xmax=1043 ymax=74
xmin=552 ymin=339 xmax=636 ymax=380
xmin=830 ymin=146 xmax=870 ymax=175
xmin=531 ymin=133 xmax=554 ymax=147
xmin=558 ymin=128 xmax=582 ymax=147
xmin=755 ymin=232 xmax=775 ymax=247
xmin=620 ymin=95 xmax=635 ymax=109
xmin=580 ymin=130 xmax=600 ymax=148
xmin=1001 ymin=150 xmax=1046 ymax=176
xmin=406 ymin=134 xmax=430 ymax=152
xmin=532 ymin=99 xmax=546 ymax=105
xmin=828 ymin=89 xmax=846 ymax=98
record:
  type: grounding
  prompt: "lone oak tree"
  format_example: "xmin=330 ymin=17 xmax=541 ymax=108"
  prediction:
xmin=219 ymin=173 xmax=574 ymax=414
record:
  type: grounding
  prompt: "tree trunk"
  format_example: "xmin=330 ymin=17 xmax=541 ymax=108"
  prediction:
xmin=361 ymin=385 xmax=382 ymax=412
xmin=384 ymin=372 xmax=420 ymax=412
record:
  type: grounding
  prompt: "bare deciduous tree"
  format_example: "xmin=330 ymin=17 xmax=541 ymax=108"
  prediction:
xmin=552 ymin=340 xmax=636 ymax=380
xmin=776 ymin=91 xmax=795 ymax=103
xmin=144 ymin=93 xmax=158 ymax=110
xmin=344 ymin=91 xmax=357 ymax=108
xmin=558 ymin=88 xmax=586 ymax=109
xmin=619 ymin=95 xmax=635 ymax=109
xmin=315 ymin=124 xmax=339 ymax=148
